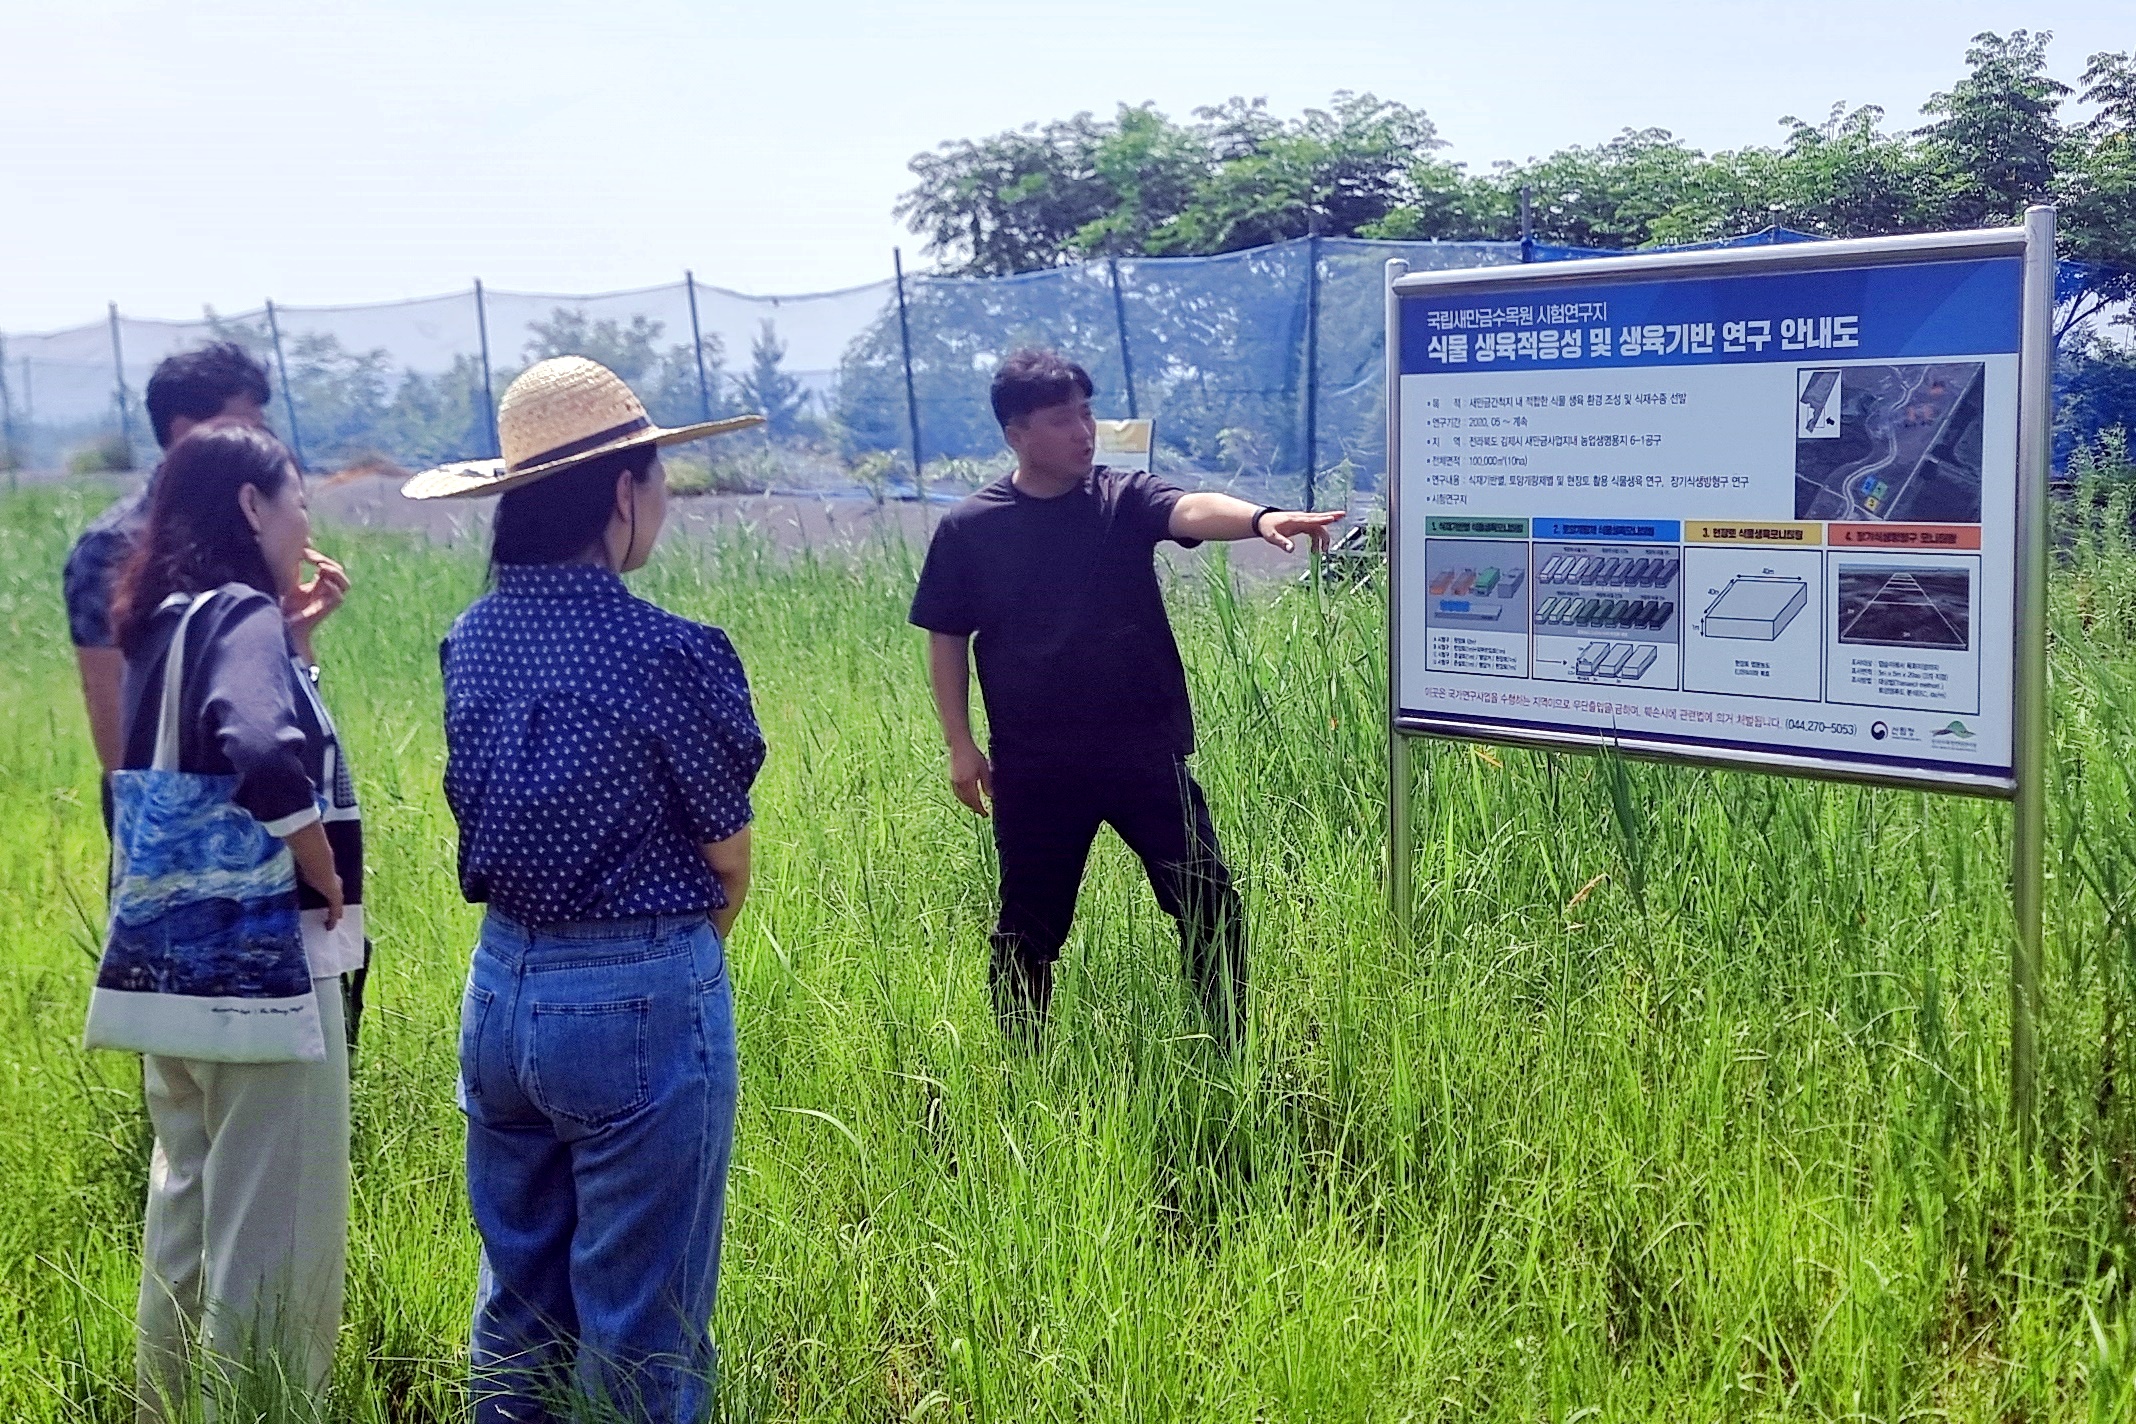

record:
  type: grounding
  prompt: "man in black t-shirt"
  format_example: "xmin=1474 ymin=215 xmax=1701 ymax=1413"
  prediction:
xmin=909 ymin=349 xmax=1342 ymax=1045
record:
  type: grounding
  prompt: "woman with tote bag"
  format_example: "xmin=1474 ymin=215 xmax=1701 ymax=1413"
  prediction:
xmin=93 ymin=420 xmax=364 ymax=1421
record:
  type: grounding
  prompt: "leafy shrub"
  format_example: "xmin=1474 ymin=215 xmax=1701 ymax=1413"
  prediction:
xmin=66 ymin=434 xmax=135 ymax=475
xmin=920 ymin=452 xmax=1012 ymax=493
xmin=850 ymin=450 xmax=899 ymax=505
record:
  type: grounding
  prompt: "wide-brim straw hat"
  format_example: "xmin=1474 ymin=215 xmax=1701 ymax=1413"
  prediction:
xmin=401 ymin=356 xmax=764 ymax=500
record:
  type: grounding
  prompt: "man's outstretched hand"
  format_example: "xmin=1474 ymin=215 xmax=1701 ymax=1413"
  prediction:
xmin=1256 ymin=509 xmax=1345 ymax=554
xmin=1168 ymin=493 xmax=1346 ymax=550
xmin=949 ymin=739 xmax=994 ymax=818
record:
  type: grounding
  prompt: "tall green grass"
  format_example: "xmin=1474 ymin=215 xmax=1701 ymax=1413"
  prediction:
xmin=5 ymin=459 xmax=2136 ymax=1420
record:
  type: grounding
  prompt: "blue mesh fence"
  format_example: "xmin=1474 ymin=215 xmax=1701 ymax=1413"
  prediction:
xmin=2 ymin=233 xmax=2130 ymax=504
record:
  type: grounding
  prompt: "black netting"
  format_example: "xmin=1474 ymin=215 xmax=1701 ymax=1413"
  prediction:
xmin=5 ymin=238 xmax=2130 ymax=496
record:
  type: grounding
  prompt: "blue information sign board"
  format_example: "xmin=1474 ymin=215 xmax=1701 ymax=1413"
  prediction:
xmin=1388 ymin=239 xmax=2038 ymax=793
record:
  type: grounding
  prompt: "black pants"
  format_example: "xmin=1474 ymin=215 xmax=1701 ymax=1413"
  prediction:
xmin=988 ymin=757 xmax=1246 ymax=1043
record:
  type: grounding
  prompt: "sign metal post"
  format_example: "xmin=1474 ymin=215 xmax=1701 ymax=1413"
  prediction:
xmin=1387 ymin=258 xmax=1414 ymax=925
xmin=2010 ymin=205 xmax=2055 ymax=1133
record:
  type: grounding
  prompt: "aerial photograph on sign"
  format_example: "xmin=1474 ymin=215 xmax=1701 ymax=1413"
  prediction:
xmin=1794 ymin=362 xmax=1985 ymax=522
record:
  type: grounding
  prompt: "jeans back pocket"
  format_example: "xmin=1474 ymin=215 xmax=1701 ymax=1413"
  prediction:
xmin=529 ymin=997 xmax=652 ymax=1126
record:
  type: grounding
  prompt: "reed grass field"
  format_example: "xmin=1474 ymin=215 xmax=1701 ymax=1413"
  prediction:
xmin=7 ymin=461 xmax=2136 ymax=1421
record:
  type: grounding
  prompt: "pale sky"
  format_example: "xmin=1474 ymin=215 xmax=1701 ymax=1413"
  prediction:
xmin=1 ymin=0 xmax=2126 ymax=332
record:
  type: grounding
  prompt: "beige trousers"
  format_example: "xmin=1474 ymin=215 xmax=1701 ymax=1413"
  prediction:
xmin=136 ymin=980 xmax=349 ymax=1423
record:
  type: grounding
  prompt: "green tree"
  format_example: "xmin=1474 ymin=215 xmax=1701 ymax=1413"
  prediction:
xmin=857 ymin=35 xmax=2136 ymax=477
xmin=1488 ymin=128 xmax=1713 ymax=248
xmin=899 ymin=111 xmax=1131 ymax=277
xmin=1070 ymin=103 xmax=1215 ymax=259
xmin=203 ymin=312 xmax=400 ymax=468
xmin=1149 ymin=93 xmax=1442 ymax=252
xmin=1919 ymin=30 xmax=2071 ymax=228
xmin=899 ymin=94 xmax=1443 ymax=273
xmin=522 ymin=308 xmax=664 ymax=383
xmin=1761 ymin=105 xmax=1944 ymax=238
xmin=375 ymin=354 xmax=492 ymax=467
xmin=1360 ymin=155 xmax=1514 ymax=241
xmin=2059 ymin=50 xmax=2136 ymax=330
xmin=735 ymin=321 xmax=811 ymax=438
xmin=518 ymin=307 xmax=727 ymax=428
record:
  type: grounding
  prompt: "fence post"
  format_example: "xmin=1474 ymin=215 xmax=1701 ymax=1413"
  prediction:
xmin=0 ymin=333 xmax=13 ymax=483
xmin=892 ymin=248 xmax=925 ymax=505
xmin=1302 ymin=234 xmax=1322 ymax=510
xmin=1108 ymin=256 xmax=1139 ymax=419
xmin=16 ymin=356 xmax=28 ymax=486
xmin=473 ymin=279 xmax=501 ymax=459
xmin=685 ymin=271 xmax=715 ymax=423
xmin=263 ymin=300 xmax=308 ymax=472
xmin=108 ymin=302 xmax=137 ymax=466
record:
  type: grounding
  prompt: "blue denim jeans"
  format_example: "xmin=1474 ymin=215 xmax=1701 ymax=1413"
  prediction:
xmin=459 ymin=912 xmax=737 ymax=1424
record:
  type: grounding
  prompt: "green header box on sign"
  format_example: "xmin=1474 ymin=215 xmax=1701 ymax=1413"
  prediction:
xmin=1424 ymin=517 xmax=1529 ymax=538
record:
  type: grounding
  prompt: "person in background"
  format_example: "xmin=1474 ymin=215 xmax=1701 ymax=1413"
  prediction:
xmin=65 ymin=342 xmax=348 ymax=777
xmin=909 ymin=349 xmax=1343 ymax=1048
xmin=405 ymin=357 xmax=766 ymax=1424
xmin=109 ymin=422 xmax=363 ymax=1420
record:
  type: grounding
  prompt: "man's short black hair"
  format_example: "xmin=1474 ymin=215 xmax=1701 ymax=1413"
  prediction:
xmin=145 ymin=342 xmax=272 ymax=449
xmin=990 ymin=349 xmax=1094 ymax=428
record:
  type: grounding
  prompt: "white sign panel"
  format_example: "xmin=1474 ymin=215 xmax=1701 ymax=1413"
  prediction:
xmin=1391 ymin=244 xmax=2028 ymax=792
xmin=1096 ymin=418 xmax=1153 ymax=473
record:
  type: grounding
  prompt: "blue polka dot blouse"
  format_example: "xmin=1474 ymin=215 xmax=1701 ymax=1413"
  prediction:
xmin=441 ymin=562 xmax=766 ymax=925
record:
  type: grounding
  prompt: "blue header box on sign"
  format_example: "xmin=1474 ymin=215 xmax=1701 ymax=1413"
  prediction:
xmin=1400 ymin=256 xmax=2022 ymax=376
xmin=1531 ymin=518 xmax=1682 ymax=542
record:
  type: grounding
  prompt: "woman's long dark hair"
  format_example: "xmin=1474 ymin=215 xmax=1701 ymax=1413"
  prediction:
xmin=490 ymin=444 xmax=657 ymax=570
xmin=111 ymin=422 xmax=294 ymax=649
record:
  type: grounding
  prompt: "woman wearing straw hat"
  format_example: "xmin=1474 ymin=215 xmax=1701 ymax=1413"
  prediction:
xmin=406 ymin=357 xmax=766 ymax=1423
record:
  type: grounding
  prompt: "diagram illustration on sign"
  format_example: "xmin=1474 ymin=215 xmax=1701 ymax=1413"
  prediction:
xmin=1572 ymin=641 xmax=1659 ymax=679
xmin=1798 ymin=368 xmax=1842 ymax=439
xmin=1700 ymin=576 xmax=1809 ymax=641
xmin=1420 ymin=536 xmax=1533 ymax=677
xmin=1795 ymin=361 xmax=1985 ymax=522
xmin=1527 ymin=540 xmax=1683 ymax=688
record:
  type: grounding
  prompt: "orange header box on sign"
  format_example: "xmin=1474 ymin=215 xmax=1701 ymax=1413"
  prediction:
xmin=1827 ymin=523 xmax=1983 ymax=550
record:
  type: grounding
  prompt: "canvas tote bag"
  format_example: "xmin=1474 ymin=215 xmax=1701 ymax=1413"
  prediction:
xmin=83 ymin=590 xmax=326 ymax=1063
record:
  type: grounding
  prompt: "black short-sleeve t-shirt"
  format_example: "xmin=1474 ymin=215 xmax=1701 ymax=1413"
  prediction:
xmin=909 ymin=466 xmax=1201 ymax=767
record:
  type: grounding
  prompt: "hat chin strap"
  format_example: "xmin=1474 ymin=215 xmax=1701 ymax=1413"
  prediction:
xmin=612 ymin=485 xmax=641 ymax=572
